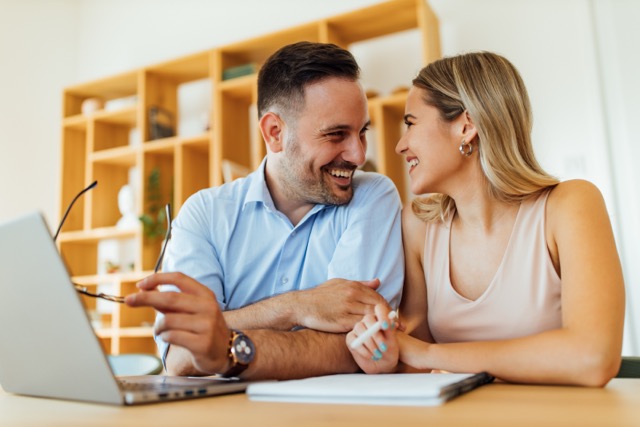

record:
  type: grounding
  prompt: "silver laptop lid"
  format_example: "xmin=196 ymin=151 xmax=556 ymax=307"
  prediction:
xmin=0 ymin=212 xmax=123 ymax=405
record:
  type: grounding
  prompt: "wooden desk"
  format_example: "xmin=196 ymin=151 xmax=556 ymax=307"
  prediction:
xmin=1 ymin=379 xmax=639 ymax=426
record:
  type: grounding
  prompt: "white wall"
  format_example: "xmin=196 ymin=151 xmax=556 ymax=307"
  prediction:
xmin=590 ymin=0 xmax=640 ymax=357
xmin=0 ymin=0 xmax=637 ymax=354
xmin=0 ymin=0 xmax=78 ymax=225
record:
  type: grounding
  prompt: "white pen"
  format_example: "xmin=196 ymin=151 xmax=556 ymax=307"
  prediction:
xmin=349 ymin=310 xmax=397 ymax=350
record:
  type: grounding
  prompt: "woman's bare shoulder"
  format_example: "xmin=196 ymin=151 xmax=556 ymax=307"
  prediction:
xmin=547 ymin=179 xmax=606 ymax=216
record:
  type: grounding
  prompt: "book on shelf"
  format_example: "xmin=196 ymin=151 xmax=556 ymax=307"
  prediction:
xmin=222 ymin=63 xmax=257 ymax=80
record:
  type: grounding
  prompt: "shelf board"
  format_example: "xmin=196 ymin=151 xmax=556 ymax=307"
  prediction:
xmin=142 ymin=134 xmax=210 ymax=153
xmin=72 ymin=270 xmax=154 ymax=286
xmin=218 ymin=74 xmax=256 ymax=100
xmin=94 ymin=327 xmax=155 ymax=339
xmin=117 ymin=327 xmax=155 ymax=337
xmin=91 ymin=145 xmax=139 ymax=166
xmin=328 ymin=0 xmax=420 ymax=45
xmin=181 ymin=133 xmax=211 ymax=149
xmin=58 ymin=227 xmax=138 ymax=243
xmin=95 ymin=328 xmax=116 ymax=338
xmin=66 ymin=70 xmax=139 ymax=100
xmin=93 ymin=105 xmax=137 ymax=126
xmin=220 ymin=22 xmax=321 ymax=66
xmin=63 ymin=115 xmax=88 ymax=130
xmin=147 ymin=50 xmax=212 ymax=84
xmin=144 ymin=137 xmax=179 ymax=154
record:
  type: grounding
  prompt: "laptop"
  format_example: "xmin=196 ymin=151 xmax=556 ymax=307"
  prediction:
xmin=0 ymin=211 xmax=249 ymax=405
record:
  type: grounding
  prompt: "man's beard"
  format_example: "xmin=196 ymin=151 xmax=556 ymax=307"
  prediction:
xmin=279 ymin=135 xmax=355 ymax=206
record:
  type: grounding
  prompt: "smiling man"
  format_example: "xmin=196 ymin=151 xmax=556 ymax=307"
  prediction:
xmin=125 ymin=42 xmax=404 ymax=380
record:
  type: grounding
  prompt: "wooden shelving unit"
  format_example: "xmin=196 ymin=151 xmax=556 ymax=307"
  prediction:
xmin=58 ymin=0 xmax=441 ymax=355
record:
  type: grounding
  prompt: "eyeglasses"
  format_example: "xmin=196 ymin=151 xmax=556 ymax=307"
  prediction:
xmin=56 ymin=181 xmax=172 ymax=304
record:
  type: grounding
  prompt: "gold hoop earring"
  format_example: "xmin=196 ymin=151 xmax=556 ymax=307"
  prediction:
xmin=459 ymin=139 xmax=473 ymax=157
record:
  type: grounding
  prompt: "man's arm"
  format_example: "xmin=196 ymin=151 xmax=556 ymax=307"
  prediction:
xmin=223 ymin=278 xmax=387 ymax=332
xmin=125 ymin=272 xmax=360 ymax=379
xmin=165 ymin=328 xmax=359 ymax=380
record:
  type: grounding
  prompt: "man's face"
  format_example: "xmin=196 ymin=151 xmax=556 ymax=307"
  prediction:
xmin=278 ymin=77 xmax=369 ymax=206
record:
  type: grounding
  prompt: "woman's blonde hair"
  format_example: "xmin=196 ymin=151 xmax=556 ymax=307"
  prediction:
xmin=411 ymin=51 xmax=559 ymax=222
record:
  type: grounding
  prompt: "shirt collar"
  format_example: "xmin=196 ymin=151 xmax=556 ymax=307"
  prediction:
xmin=244 ymin=157 xmax=274 ymax=210
xmin=243 ymin=157 xmax=329 ymax=220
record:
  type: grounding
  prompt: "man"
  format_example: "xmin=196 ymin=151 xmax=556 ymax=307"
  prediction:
xmin=125 ymin=42 xmax=404 ymax=380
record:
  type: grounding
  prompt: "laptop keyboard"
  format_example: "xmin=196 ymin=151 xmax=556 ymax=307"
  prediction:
xmin=119 ymin=379 xmax=173 ymax=392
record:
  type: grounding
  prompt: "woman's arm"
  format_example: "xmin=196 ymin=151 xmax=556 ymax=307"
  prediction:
xmin=399 ymin=205 xmax=433 ymax=342
xmin=399 ymin=181 xmax=625 ymax=386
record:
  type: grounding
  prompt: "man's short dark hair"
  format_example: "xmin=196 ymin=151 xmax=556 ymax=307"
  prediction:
xmin=257 ymin=41 xmax=360 ymax=119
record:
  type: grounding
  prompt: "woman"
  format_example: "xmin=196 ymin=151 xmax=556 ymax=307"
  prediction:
xmin=347 ymin=51 xmax=625 ymax=386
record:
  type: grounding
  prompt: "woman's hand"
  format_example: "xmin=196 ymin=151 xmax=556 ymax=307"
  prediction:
xmin=346 ymin=304 xmax=399 ymax=374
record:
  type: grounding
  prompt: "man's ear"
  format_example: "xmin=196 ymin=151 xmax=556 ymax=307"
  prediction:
xmin=259 ymin=112 xmax=284 ymax=153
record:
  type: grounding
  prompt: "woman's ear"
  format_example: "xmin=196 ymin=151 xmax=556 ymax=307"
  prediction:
xmin=461 ymin=110 xmax=478 ymax=144
xmin=259 ymin=112 xmax=284 ymax=153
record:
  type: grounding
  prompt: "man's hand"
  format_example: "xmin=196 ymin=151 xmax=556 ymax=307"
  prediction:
xmin=292 ymin=278 xmax=390 ymax=332
xmin=124 ymin=272 xmax=230 ymax=376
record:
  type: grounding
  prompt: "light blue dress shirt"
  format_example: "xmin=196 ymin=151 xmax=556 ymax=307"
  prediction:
xmin=156 ymin=159 xmax=404 ymax=360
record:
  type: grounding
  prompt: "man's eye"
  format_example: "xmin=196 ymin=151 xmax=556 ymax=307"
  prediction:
xmin=404 ymin=120 xmax=414 ymax=129
xmin=327 ymin=132 xmax=346 ymax=140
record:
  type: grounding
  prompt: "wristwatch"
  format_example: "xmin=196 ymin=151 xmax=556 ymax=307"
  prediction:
xmin=221 ymin=329 xmax=255 ymax=378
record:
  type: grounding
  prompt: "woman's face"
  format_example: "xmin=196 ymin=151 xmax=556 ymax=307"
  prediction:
xmin=395 ymin=87 xmax=467 ymax=196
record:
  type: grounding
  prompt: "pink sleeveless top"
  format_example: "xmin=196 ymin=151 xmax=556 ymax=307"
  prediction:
xmin=425 ymin=191 xmax=562 ymax=343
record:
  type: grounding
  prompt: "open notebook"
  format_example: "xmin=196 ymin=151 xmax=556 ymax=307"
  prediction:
xmin=248 ymin=372 xmax=494 ymax=406
xmin=0 ymin=211 xmax=249 ymax=405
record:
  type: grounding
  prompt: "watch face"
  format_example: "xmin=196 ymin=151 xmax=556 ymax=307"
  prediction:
xmin=231 ymin=334 xmax=255 ymax=365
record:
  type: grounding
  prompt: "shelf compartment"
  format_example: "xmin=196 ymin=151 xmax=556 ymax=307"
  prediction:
xmin=141 ymin=151 xmax=174 ymax=271
xmin=59 ymin=228 xmax=139 ymax=277
xmin=145 ymin=53 xmax=212 ymax=144
xmin=60 ymin=128 xmax=88 ymax=232
xmin=115 ymin=336 xmax=157 ymax=355
xmin=369 ymin=92 xmax=409 ymax=201
xmin=115 ymin=281 xmax=156 ymax=329
xmin=212 ymin=87 xmax=254 ymax=186
xmin=63 ymin=70 xmax=139 ymax=118
xmin=92 ymin=107 xmax=138 ymax=153
xmin=175 ymin=136 xmax=210 ymax=211
xmin=90 ymin=162 xmax=135 ymax=229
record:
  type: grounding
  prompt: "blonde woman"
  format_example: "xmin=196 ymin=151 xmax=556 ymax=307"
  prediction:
xmin=347 ymin=51 xmax=625 ymax=386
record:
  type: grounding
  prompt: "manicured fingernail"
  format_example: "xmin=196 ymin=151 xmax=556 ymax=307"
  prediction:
xmin=373 ymin=349 xmax=382 ymax=359
xmin=381 ymin=321 xmax=389 ymax=330
xmin=372 ymin=354 xmax=381 ymax=361
xmin=379 ymin=342 xmax=388 ymax=353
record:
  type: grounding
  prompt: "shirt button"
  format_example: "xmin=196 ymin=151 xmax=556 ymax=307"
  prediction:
xmin=281 ymin=277 xmax=288 ymax=284
xmin=291 ymin=231 xmax=297 ymax=236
